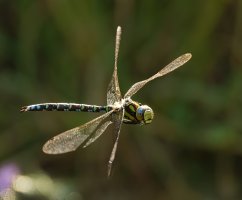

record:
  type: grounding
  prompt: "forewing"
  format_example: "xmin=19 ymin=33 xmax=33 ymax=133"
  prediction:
xmin=107 ymin=108 xmax=124 ymax=177
xmin=42 ymin=110 xmax=114 ymax=154
xmin=107 ymin=26 xmax=122 ymax=105
xmin=83 ymin=120 xmax=113 ymax=148
xmin=124 ymin=53 xmax=192 ymax=98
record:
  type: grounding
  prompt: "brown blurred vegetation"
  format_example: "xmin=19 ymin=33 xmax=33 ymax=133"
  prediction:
xmin=0 ymin=0 xmax=242 ymax=199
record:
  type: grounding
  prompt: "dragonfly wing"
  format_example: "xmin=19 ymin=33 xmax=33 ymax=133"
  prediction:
xmin=42 ymin=110 xmax=114 ymax=154
xmin=107 ymin=26 xmax=122 ymax=105
xmin=83 ymin=120 xmax=113 ymax=148
xmin=124 ymin=53 xmax=192 ymax=98
xmin=107 ymin=108 xmax=124 ymax=177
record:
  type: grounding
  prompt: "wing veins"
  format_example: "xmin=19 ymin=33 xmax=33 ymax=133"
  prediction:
xmin=107 ymin=108 xmax=124 ymax=177
xmin=107 ymin=26 xmax=122 ymax=105
xmin=83 ymin=120 xmax=113 ymax=148
xmin=42 ymin=110 xmax=114 ymax=154
xmin=124 ymin=53 xmax=192 ymax=98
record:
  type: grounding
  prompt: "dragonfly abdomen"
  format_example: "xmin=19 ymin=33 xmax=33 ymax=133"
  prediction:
xmin=20 ymin=103 xmax=112 ymax=113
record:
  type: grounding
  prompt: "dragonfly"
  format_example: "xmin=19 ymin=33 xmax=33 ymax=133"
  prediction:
xmin=21 ymin=26 xmax=192 ymax=177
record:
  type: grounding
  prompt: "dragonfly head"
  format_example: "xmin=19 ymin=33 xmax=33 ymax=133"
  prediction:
xmin=136 ymin=105 xmax=154 ymax=124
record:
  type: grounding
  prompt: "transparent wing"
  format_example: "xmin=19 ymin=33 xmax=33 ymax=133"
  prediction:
xmin=42 ymin=110 xmax=114 ymax=154
xmin=107 ymin=108 xmax=124 ymax=177
xmin=107 ymin=26 xmax=122 ymax=105
xmin=124 ymin=53 xmax=192 ymax=98
xmin=83 ymin=120 xmax=113 ymax=148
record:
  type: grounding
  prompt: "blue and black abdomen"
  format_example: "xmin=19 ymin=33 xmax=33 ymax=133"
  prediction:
xmin=20 ymin=103 xmax=112 ymax=113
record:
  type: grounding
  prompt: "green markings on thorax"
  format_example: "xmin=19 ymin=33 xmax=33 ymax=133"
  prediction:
xmin=123 ymin=100 xmax=140 ymax=124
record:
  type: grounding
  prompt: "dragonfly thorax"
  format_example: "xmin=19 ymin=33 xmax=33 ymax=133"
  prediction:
xmin=123 ymin=99 xmax=154 ymax=125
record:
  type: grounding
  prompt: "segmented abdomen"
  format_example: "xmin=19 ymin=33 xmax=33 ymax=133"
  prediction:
xmin=20 ymin=103 xmax=112 ymax=113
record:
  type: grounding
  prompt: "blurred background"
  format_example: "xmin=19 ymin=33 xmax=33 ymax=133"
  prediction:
xmin=0 ymin=0 xmax=242 ymax=199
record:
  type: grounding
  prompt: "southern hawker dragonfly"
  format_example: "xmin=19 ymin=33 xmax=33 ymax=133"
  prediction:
xmin=21 ymin=26 xmax=192 ymax=177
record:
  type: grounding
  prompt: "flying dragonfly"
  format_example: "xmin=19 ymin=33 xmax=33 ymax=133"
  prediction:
xmin=21 ymin=26 xmax=192 ymax=177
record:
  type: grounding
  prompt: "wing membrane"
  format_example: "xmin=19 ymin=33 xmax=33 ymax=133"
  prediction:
xmin=107 ymin=108 xmax=124 ymax=177
xmin=83 ymin=120 xmax=113 ymax=148
xmin=124 ymin=53 xmax=192 ymax=98
xmin=107 ymin=26 xmax=122 ymax=105
xmin=42 ymin=110 xmax=114 ymax=154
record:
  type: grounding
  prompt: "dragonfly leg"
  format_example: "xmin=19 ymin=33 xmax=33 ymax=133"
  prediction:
xmin=123 ymin=119 xmax=140 ymax=124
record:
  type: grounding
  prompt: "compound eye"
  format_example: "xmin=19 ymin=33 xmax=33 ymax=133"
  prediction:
xmin=143 ymin=109 xmax=154 ymax=124
xmin=136 ymin=105 xmax=154 ymax=124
